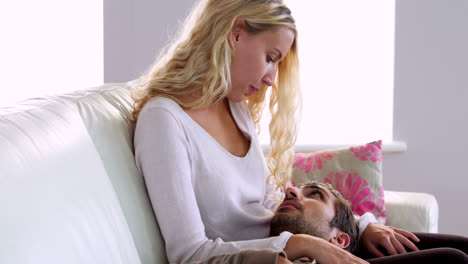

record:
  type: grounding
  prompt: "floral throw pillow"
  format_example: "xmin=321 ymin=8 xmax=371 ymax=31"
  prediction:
xmin=292 ymin=140 xmax=386 ymax=224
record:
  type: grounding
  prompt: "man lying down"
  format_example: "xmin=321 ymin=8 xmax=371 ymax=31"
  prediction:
xmin=197 ymin=182 xmax=468 ymax=264
xmin=197 ymin=182 xmax=360 ymax=264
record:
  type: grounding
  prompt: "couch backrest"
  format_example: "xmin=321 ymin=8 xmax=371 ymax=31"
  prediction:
xmin=73 ymin=83 xmax=168 ymax=263
xmin=0 ymin=83 xmax=167 ymax=264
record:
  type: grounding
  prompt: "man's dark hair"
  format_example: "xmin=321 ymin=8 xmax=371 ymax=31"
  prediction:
xmin=302 ymin=182 xmax=360 ymax=254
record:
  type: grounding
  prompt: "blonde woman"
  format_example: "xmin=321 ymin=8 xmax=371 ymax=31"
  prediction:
xmin=132 ymin=0 xmax=414 ymax=263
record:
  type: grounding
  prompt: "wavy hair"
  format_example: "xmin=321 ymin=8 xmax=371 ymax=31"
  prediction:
xmin=131 ymin=0 xmax=301 ymax=197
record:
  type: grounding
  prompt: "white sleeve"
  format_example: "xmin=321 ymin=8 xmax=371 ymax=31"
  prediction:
xmin=134 ymin=107 xmax=292 ymax=263
xmin=355 ymin=213 xmax=378 ymax=238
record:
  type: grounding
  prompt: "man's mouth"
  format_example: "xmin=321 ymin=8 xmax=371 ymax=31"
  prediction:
xmin=278 ymin=199 xmax=300 ymax=210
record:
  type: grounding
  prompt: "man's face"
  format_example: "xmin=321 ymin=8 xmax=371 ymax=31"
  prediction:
xmin=270 ymin=184 xmax=338 ymax=240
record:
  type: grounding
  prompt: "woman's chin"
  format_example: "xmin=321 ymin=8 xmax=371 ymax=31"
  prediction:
xmin=226 ymin=94 xmax=246 ymax=102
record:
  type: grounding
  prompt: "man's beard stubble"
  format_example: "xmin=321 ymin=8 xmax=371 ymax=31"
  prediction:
xmin=269 ymin=210 xmax=330 ymax=239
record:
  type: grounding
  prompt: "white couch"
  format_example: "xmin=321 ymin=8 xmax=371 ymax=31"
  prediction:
xmin=0 ymin=83 xmax=439 ymax=264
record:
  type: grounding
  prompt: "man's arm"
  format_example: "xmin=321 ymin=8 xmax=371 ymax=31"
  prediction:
xmin=360 ymin=223 xmax=420 ymax=257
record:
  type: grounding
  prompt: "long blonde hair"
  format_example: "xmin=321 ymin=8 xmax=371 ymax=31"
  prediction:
xmin=131 ymin=0 xmax=301 ymax=195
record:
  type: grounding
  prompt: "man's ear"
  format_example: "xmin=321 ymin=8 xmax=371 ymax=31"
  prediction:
xmin=328 ymin=230 xmax=350 ymax=249
xmin=228 ymin=17 xmax=246 ymax=48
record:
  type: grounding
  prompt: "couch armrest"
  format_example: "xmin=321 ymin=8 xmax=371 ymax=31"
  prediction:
xmin=384 ymin=190 xmax=439 ymax=233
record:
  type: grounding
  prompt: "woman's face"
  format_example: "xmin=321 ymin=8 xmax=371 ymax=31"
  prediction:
xmin=228 ymin=25 xmax=295 ymax=102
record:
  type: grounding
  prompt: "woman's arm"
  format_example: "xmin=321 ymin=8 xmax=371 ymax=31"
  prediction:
xmin=194 ymin=249 xmax=289 ymax=264
xmin=284 ymin=235 xmax=368 ymax=264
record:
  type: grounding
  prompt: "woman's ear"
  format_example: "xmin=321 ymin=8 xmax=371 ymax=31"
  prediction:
xmin=328 ymin=230 xmax=351 ymax=249
xmin=229 ymin=17 xmax=246 ymax=48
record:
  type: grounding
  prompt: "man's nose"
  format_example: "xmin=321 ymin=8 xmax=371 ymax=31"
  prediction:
xmin=285 ymin=187 xmax=302 ymax=200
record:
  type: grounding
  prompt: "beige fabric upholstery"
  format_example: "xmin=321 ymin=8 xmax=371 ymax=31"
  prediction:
xmin=385 ymin=190 xmax=439 ymax=233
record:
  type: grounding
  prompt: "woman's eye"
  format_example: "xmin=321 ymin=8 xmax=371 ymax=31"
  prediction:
xmin=266 ymin=56 xmax=274 ymax=63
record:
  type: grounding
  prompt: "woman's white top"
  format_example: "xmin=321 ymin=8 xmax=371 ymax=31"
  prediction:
xmin=134 ymin=97 xmax=375 ymax=263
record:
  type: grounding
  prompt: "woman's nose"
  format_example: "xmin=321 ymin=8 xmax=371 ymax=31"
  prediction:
xmin=285 ymin=187 xmax=302 ymax=200
xmin=262 ymin=66 xmax=276 ymax=86
xmin=262 ymin=74 xmax=273 ymax=86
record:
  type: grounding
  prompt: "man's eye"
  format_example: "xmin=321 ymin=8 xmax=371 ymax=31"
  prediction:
xmin=309 ymin=191 xmax=322 ymax=199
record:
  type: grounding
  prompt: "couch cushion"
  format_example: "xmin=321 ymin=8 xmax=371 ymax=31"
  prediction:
xmin=384 ymin=190 xmax=439 ymax=233
xmin=73 ymin=83 xmax=167 ymax=264
xmin=0 ymin=95 xmax=140 ymax=263
xmin=292 ymin=140 xmax=386 ymax=224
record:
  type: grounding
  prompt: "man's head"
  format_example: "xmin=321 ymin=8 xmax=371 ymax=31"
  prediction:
xmin=270 ymin=182 xmax=359 ymax=253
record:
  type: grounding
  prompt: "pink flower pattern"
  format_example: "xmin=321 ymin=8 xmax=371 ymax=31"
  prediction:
xmin=374 ymin=186 xmax=387 ymax=223
xmin=324 ymin=171 xmax=386 ymax=223
xmin=350 ymin=140 xmax=382 ymax=162
xmin=293 ymin=150 xmax=336 ymax=173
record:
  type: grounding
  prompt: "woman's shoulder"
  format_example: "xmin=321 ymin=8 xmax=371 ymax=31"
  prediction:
xmin=136 ymin=96 xmax=187 ymax=130
xmin=141 ymin=96 xmax=182 ymax=114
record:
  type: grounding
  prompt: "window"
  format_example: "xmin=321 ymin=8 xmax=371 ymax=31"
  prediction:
xmin=0 ymin=0 xmax=103 ymax=107
xmin=259 ymin=1 xmax=396 ymax=148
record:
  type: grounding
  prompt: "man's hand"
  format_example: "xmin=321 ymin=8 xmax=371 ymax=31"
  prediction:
xmin=361 ymin=223 xmax=420 ymax=257
xmin=284 ymin=234 xmax=369 ymax=264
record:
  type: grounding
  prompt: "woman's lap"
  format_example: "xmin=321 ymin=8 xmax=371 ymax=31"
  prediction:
xmin=413 ymin=232 xmax=468 ymax=253
xmin=359 ymin=232 xmax=468 ymax=264
xmin=367 ymin=248 xmax=467 ymax=264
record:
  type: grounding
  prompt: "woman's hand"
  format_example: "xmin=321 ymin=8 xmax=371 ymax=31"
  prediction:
xmin=361 ymin=223 xmax=420 ymax=257
xmin=284 ymin=234 xmax=369 ymax=264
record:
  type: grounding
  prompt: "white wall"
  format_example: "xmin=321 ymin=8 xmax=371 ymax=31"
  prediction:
xmin=104 ymin=0 xmax=194 ymax=83
xmin=384 ymin=0 xmax=468 ymax=235
xmin=104 ymin=0 xmax=135 ymax=83
xmin=104 ymin=0 xmax=468 ymax=235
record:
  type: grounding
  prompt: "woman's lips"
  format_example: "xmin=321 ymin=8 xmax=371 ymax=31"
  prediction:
xmin=247 ymin=85 xmax=259 ymax=96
